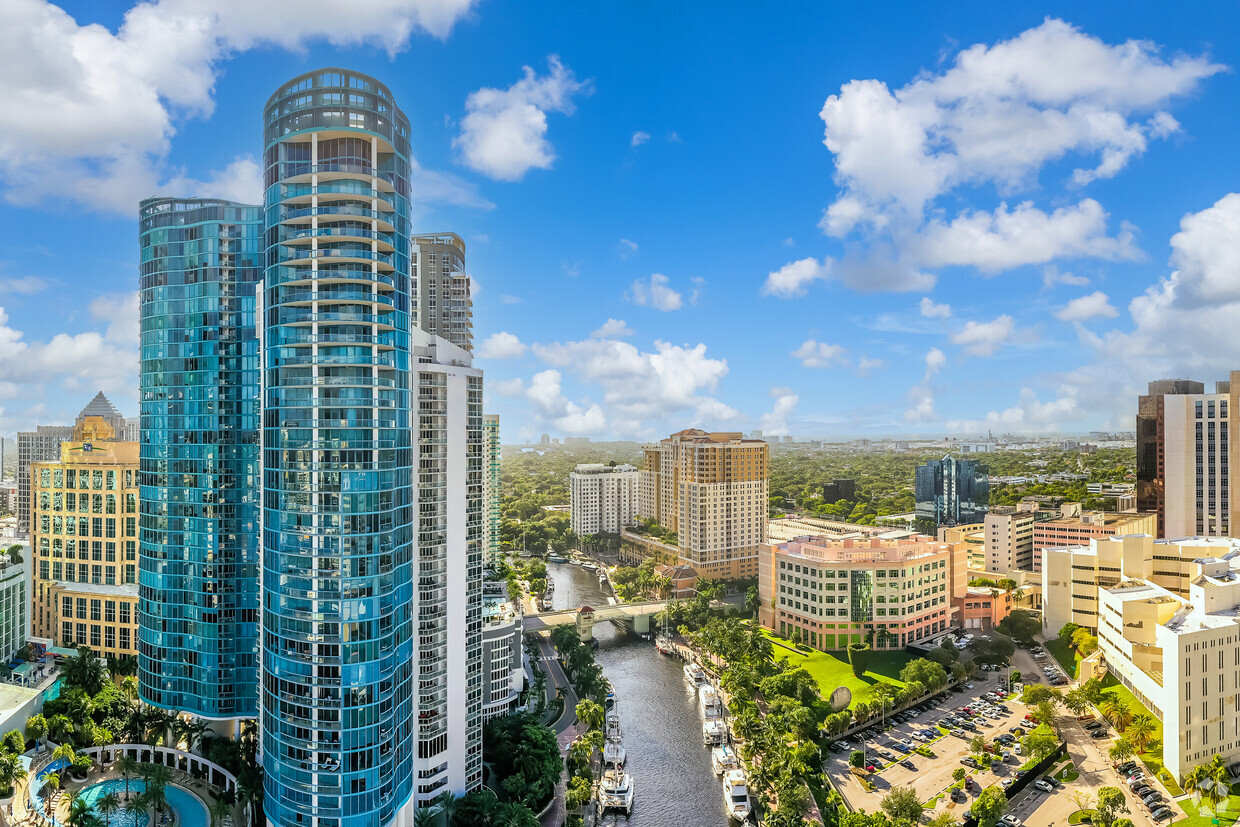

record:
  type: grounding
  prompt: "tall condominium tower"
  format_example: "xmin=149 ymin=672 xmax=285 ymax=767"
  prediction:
xmin=637 ymin=429 xmax=769 ymax=579
xmin=412 ymin=233 xmax=473 ymax=352
xmin=137 ymin=197 xmax=262 ymax=721
xmin=258 ymin=68 xmax=482 ymax=827
xmin=1135 ymin=374 xmax=1240 ymax=538
xmin=570 ymin=463 xmax=639 ymax=535
xmin=483 ymin=414 xmax=501 ymax=566
xmin=914 ymin=455 xmax=989 ymax=529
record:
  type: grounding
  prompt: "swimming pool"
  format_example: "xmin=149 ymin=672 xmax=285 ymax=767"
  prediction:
xmin=43 ymin=677 xmax=63 ymax=701
xmin=39 ymin=778 xmax=209 ymax=827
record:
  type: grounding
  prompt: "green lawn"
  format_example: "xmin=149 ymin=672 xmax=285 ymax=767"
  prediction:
xmin=1174 ymin=795 xmax=1240 ymax=827
xmin=1097 ymin=674 xmax=1182 ymax=795
xmin=762 ymin=630 xmax=911 ymax=706
xmin=1044 ymin=636 xmax=1082 ymax=678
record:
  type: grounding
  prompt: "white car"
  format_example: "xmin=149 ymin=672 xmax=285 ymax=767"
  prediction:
xmin=1033 ymin=780 xmax=1054 ymax=793
xmin=1014 ymin=743 xmax=1023 ymax=755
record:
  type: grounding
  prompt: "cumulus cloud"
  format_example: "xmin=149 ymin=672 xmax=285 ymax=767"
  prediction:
xmin=454 ymin=55 xmax=590 ymax=181
xmin=760 ymin=387 xmax=799 ymax=436
xmin=591 ymin=318 xmax=634 ymax=338
xmin=476 ymin=331 xmax=528 ymax=359
xmin=1055 ymin=290 xmax=1118 ymax=322
xmin=856 ymin=356 xmax=884 ymax=378
xmin=619 ymin=238 xmax=638 ymax=259
xmin=762 ymin=257 xmax=831 ymax=298
xmin=791 ymin=339 xmax=846 ymax=369
xmin=525 ymin=369 xmax=606 ymax=435
xmin=629 ymin=274 xmax=683 ymax=311
xmin=0 ymin=0 xmax=479 ymax=213
xmin=919 ymin=297 xmax=951 ymax=318
xmin=905 ymin=347 xmax=945 ymax=423
xmin=946 ymin=387 xmax=1083 ymax=433
xmin=1042 ymin=265 xmax=1090 ymax=289
xmin=948 ymin=315 xmax=1024 ymax=356
xmin=1161 ymin=192 xmax=1240 ymax=307
xmin=925 ymin=347 xmax=946 ymax=374
xmin=630 ymin=131 xmax=650 ymax=146
xmin=814 ymin=18 xmax=1222 ymax=289
xmin=489 ymin=377 xmax=526 ymax=397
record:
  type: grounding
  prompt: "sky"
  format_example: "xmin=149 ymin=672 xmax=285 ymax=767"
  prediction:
xmin=0 ymin=1 xmax=1237 ymax=442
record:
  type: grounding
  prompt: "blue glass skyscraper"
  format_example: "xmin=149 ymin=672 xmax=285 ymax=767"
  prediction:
xmin=914 ymin=455 xmax=990 ymax=528
xmin=137 ymin=197 xmax=262 ymax=720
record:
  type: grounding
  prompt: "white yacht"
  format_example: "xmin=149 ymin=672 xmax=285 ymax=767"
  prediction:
xmin=581 ymin=561 xmax=598 ymax=571
xmin=602 ymin=709 xmax=625 ymax=768
xmin=702 ymin=718 xmax=726 ymax=746
xmin=684 ymin=663 xmax=707 ymax=686
xmin=699 ymin=684 xmax=722 ymax=719
xmin=711 ymin=744 xmax=738 ymax=775
xmin=597 ymin=767 xmax=635 ymax=816
xmin=723 ymin=768 xmax=751 ymax=822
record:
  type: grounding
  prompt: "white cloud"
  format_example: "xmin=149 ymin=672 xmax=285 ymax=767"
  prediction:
xmin=489 ymin=377 xmax=526 ymax=397
xmin=499 ymin=294 xmax=523 ymax=304
xmin=89 ymin=291 xmax=139 ymax=346
xmin=619 ymin=238 xmax=638 ymax=259
xmin=905 ymin=348 xmax=945 ymax=423
xmin=0 ymin=0 xmax=479 ymax=213
xmin=791 ymin=339 xmax=846 ymax=369
xmin=762 ymin=257 xmax=831 ymax=298
xmin=925 ymin=347 xmax=946 ymax=373
xmin=948 ymin=315 xmax=1020 ymax=356
xmin=919 ymin=297 xmax=951 ymax=318
xmin=1162 ymin=192 xmax=1240 ymax=307
xmin=454 ymin=55 xmax=589 ymax=181
xmin=530 ymin=336 xmax=733 ymax=438
xmin=1042 ymin=265 xmax=1090 ymax=289
xmin=629 ymin=274 xmax=683 ymax=311
xmin=816 ymin=18 xmax=1222 ymax=288
xmin=782 ymin=237 xmax=795 ymax=247
xmin=759 ymin=387 xmax=799 ymax=436
xmin=525 ymin=369 xmax=607 ymax=435
xmin=476 ymin=331 xmax=528 ymax=359
xmin=1055 ymin=290 xmax=1118 ymax=322
xmin=592 ymin=318 xmax=634 ymax=338
xmin=946 ymin=387 xmax=1082 ymax=433
xmin=0 ymin=276 xmax=48 ymax=294
xmin=833 ymin=246 xmax=935 ymax=293
xmin=856 ymin=356 xmax=884 ymax=377
xmin=630 ymin=131 xmax=650 ymax=147
xmin=689 ymin=276 xmax=704 ymax=305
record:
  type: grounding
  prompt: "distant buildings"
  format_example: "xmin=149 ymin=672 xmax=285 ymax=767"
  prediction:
xmin=1137 ymin=374 xmax=1238 ymax=537
xmin=821 ymin=478 xmax=856 ymax=502
xmin=758 ymin=534 xmax=965 ymax=650
xmin=484 ymin=415 xmax=502 ymax=566
xmin=915 ymin=455 xmax=989 ymax=528
xmin=570 ymin=463 xmax=639 ymax=536
xmin=638 ymin=430 xmax=768 ymax=579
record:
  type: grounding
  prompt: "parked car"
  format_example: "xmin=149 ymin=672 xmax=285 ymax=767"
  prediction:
xmin=952 ymin=788 xmax=966 ymax=802
xmin=961 ymin=721 xmax=978 ymax=730
xmin=902 ymin=759 xmax=916 ymax=769
xmin=1000 ymin=816 xmax=1022 ymax=827
xmin=1083 ymin=720 xmax=1103 ymax=730
xmin=1150 ymin=808 xmax=1173 ymax=821
xmin=1034 ymin=780 xmax=1054 ymax=792
xmin=1002 ymin=751 xmax=1014 ymax=762
xmin=965 ymin=776 xmax=975 ymax=790
xmin=1014 ymin=743 xmax=1023 ymax=755
xmin=1090 ymin=729 xmax=1108 ymax=739
xmin=1001 ymin=779 xmax=1014 ymax=789
xmin=961 ymin=756 xmax=979 ymax=768
xmin=950 ymin=728 xmax=967 ymax=738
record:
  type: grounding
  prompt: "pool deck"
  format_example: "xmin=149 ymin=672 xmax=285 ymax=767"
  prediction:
xmin=4 ymin=749 xmax=240 ymax=827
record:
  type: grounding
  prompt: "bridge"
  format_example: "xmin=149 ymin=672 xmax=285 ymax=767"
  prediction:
xmin=523 ymin=600 xmax=671 ymax=640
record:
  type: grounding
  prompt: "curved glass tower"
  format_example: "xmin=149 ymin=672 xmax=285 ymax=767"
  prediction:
xmin=260 ymin=69 xmax=415 ymax=827
xmin=137 ymin=197 xmax=262 ymax=720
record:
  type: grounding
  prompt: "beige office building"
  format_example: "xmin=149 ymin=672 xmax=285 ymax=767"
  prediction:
xmin=29 ymin=415 xmax=140 ymax=659
xmin=1032 ymin=507 xmax=1158 ymax=573
xmin=638 ymin=429 xmax=768 ymax=579
xmin=984 ymin=511 xmax=1036 ymax=574
xmin=1042 ymin=534 xmax=1236 ymax=635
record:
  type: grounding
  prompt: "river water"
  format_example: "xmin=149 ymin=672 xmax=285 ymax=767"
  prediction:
xmin=547 ymin=561 xmax=730 ymax=827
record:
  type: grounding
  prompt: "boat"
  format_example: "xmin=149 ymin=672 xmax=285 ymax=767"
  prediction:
xmin=538 ymin=595 xmax=553 ymax=611
xmin=548 ymin=555 xmax=568 ymax=564
xmin=581 ymin=562 xmax=598 ymax=571
xmin=699 ymin=684 xmax=722 ymax=719
xmin=597 ymin=766 xmax=635 ymax=815
xmin=655 ymin=612 xmax=674 ymax=654
xmin=684 ymin=662 xmax=707 ymax=686
xmin=702 ymin=718 xmax=726 ymax=745
xmin=723 ymin=768 xmax=751 ymax=822
xmin=711 ymin=744 xmax=738 ymax=775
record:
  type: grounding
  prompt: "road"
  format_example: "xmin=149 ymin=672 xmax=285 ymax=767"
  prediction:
xmin=529 ymin=631 xmax=583 ymax=827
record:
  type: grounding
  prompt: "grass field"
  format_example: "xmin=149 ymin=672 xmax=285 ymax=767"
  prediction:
xmin=1175 ymin=795 xmax=1240 ymax=827
xmin=1044 ymin=636 xmax=1081 ymax=678
xmin=762 ymin=630 xmax=911 ymax=706
xmin=1097 ymin=674 xmax=1182 ymax=795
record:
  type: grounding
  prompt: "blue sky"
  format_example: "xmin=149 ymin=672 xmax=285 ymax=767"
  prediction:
xmin=0 ymin=1 xmax=1237 ymax=441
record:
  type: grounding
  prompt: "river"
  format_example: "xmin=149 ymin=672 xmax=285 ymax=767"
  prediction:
xmin=547 ymin=561 xmax=731 ymax=827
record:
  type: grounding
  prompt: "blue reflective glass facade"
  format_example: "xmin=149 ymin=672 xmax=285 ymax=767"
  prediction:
xmin=260 ymin=69 xmax=415 ymax=827
xmin=137 ymin=197 xmax=262 ymax=718
xmin=914 ymin=455 xmax=990 ymax=528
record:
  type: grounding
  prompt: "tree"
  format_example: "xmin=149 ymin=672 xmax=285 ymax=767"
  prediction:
xmin=1100 ymin=698 xmax=1132 ymax=731
xmin=971 ymin=786 xmax=1008 ymax=827
xmin=1108 ymin=737 xmax=1136 ymax=763
xmin=1023 ymin=729 xmax=1059 ymax=762
xmin=880 ymin=786 xmax=923 ymax=823
xmin=1020 ymin=684 xmax=1062 ymax=707
xmin=1094 ymin=786 xmax=1130 ymax=827
xmin=899 ymin=658 xmax=949 ymax=691
xmin=1184 ymin=755 xmax=1231 ymax=812
xmin=574 ymin=699 xmax=604 ymax=733
xmin=25 ymin=713 xmax=47 ymax=751
xmin=1035 ymin=700 xmax=1058 ymax=730
xmin=969 ymin=735 xmax=987 ymax=755
xmin=0 ymin=752 xmax=26 ymax=797
xmin=1058 ymin=622 xmax=1082 ymax=643
xmin=849 ymin=750 xmax=865 ymax=769
xmin=847 ymin=642 xmax=872 ymax=678
xmin=1127 ymin=715 xmax=1156 ymax=751
xmin=1063 ymin=688 xmax=1091 ymax=717
xmin=98 ymin=792 xmax=121 ymax=827
xmin=61 ymin=647 xmax=107 ymax=696
xmin=953 ymin=768 xmax=967 ymax=782
xmin=116 ymin=754 xmax=139 ymax=799
xmin=996 ymin=610 xmax=1040 ymax=643
xmin=928 ymin=812 xmax=959 ymax=827
xmin=1073 ymin=628 xmax=1099 ymax=656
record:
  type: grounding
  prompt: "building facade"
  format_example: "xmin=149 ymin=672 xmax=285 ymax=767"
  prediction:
xmin=1032 ymin=507 xmax=1158 ymax=569
xmin=412 ymin=233 xmax=473 ymax=352
xmin=984 ymin=511 xmax=1035 ymax=574
xmin=17 ymin=425 xmax=74 ymax=538
xmin=638 ymin=430 xmax=768 ymax=579
xmin=758 ymin=534 xmax=965 ymax=650
xmin=255 ymin=68 xmax=482 ymax=827
xmin=915 ymin=456 xmax=989 ymax=528
xmin=483 ymin=414 xmax=501 ymax=566
xmin=481 ymin=593 xmax=522 ymax=722
xmin=29 ymin=416 xmax=140 ymax=660
xmin=0 ymin=556 xmax=26 ymax=663
xmin=137 ymin=196 xmax=262 ymax=723
xmin=569 ymin=463 xmax=639 ymax=536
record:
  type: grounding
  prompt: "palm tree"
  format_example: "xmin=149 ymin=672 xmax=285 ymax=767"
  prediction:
xmin=413 ymin=805 xmax=437 ymax=827
xmin=1101 ymin=698 xmax=1133 ymax=731
xmin=1185 ymin=757 xmax=1230 ymax=812
xmin=1127 ymin=714 xmax=1156 ymax=751
xmin=208 ymin=796 xmax=233 ymax=827
xmin=1109 ymin=737 xmax=1135 ymax=763
xmin=436 ymin=791 xmax=458 ymax=827
xmin=116 ymin=754 xmax=139 ymax=799
xmin=65 ymin=797 xmax=94 ymax=827
xmin=574 ymin=699 xmax=605 ymax=732
xmin=0 ymin=752 xmax=26 ymax=796
xmin=98 ymin=792 xmax=121 ymax=827
xmin=52 ymin=742 xmax=78 ymax=771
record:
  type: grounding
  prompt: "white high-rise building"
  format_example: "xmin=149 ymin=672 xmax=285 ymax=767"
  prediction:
xmin=483 ymin=415 xmax=502 ymax=566
xmin=570 ymin=463 xmax=639 ymax=535
xmin=1163 ymin=390 xmax=1232 ymax=537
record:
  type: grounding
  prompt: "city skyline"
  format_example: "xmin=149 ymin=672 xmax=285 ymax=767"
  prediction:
xmin=0 ymin=2 xmax=1238 ymax=443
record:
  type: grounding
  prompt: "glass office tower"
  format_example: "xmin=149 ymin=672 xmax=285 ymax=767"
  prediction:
xmin=137 ymin=197 xmax=262 ymax=720
xmin=914 ymin=455 xmax=989 ymax=528
xmin=260 ymin=69 xmax=416 ymax=827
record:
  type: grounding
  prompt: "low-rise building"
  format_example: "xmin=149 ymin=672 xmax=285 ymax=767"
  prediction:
xmin=1095 ymin=556 xmax=1240 ymax=781
xmin=939 ymin=523 xmax=985 ymax=570
xmin=1033 ymin=506 xmax=1158 ymax=567
xmin=1042 ymin=534 xmax=1238 ymax=635
xmin=654 ymin=564 xmax=698 ymax=600
xmin=570 ymin=463 xmax=640 ymax=536
xmin=481 ymin=595 xmax=523 ymax=722
xmin=758 ymin=534 xmax=966 ymax=651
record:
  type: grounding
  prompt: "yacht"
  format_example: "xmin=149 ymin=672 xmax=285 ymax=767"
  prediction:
xmin=581 ymin=561 xmax=598 ymax=572
xmin=699 ymin=684 xmax=722 ymax=719
xmin=597 ymin=767 xmax=635 ymax=816
xmin=702 ymin=718 xmax=726 ymax=746
xmin=711 ymin=744 xmax=738 ymax=775
xmin=548 ymin=554 xmax=568 ymax=564
xmin=655 ymin=635 xmax=674 ymax=655
xmin=602 ymin=712 xmax=626 ymax=767
xmin=722 ymin=768 xmax=751 ymax=822
xmin=684 ymin=663 xmax=707 ymax=686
